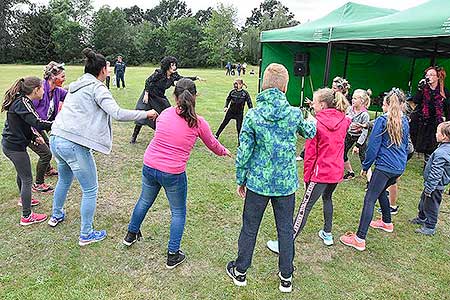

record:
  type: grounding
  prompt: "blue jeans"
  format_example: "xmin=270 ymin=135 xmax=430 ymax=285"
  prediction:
xmin=50 ymin=135 xmax=98 ymax=236
xmin=356 ymin=168 xmax=400 ymax=239
xmin=128 ymin=165 xmax=187 ymax=253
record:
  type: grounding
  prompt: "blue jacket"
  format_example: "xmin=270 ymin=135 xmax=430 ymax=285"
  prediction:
xmin=423 ymin=142 xmax=450 ymax=194
xmin=362 ymin=114 xmax=409 ymax=175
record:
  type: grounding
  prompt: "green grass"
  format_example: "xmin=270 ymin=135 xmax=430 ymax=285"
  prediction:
xmin=0 ymin=65 xmax=449 ymax=300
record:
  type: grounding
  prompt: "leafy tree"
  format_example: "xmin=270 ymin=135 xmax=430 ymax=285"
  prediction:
xmin=0 ymin=0 xmax=28 ymax=62
xmin=123 ymin=5 xmax=145 ymax=25
xmin=135 ymin=22 xmax=168 ymax=64
xmin=144 ymin=0 xmax=192 ymax=27
xmin=245 ymin=0 xmax=298 ymax=28
xmin=194 ymin=7 xmax=213 ymax=25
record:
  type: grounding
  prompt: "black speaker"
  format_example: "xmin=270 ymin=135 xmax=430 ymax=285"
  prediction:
xmin=294 ymin=53 xmax=309 ymax=76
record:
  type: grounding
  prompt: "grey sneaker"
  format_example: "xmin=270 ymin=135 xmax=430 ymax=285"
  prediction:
xmin=266 ymin=240 xmax=279 ymax=254
xmin=415 ymin=226 xmax=436 ymax=235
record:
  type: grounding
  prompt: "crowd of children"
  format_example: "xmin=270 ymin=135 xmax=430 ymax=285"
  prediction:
xmin=2 ymin=52 xmax=449 ymax=293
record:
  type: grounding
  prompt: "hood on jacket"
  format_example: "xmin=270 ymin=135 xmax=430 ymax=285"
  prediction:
xmin=316 ymin=108 xmax=348 ymax=132
xmin=256 ymin=88 xmax=291 ymax=122
xmin=69 ymin=73 xmax=98 ymax=94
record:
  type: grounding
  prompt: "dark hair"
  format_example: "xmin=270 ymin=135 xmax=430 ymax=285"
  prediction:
xmin=174 ymin=78 xmax=198 ymax=128
xmin=160 ymin=56 xmax=178 ymax=73
xmin=82 ymin=48 xmax=107 ymax=77
xmin=425 ymin=66 xmax=446 ymax=98
xmin=2 ymin=76 xmax=42 ymax=112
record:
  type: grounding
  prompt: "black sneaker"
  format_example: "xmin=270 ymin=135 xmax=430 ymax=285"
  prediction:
xmin=166 ymin=250 xmax=186 ymax=269
xmin=123 ymin=230 xmax=142 ymax=246
xmin=343 ymin=172 xmax=355 ymax=180
xmin=409 ymin=217 xmax=427 ymax=225
xmin=226 ymin=261 xmax=247 ymax=287
xmin=377 ymin=206 xmax=399 ymax=215
xmin=278 ymin=272 xmax=292 ymax=293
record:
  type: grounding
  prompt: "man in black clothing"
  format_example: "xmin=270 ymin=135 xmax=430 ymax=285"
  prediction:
xmin=114 ymin=56 xmax=126 ymax=88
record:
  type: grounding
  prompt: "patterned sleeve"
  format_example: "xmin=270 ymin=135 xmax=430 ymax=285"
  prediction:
xmin=296 ymin=109 xmax=316 ymax=139
xmin=236 ymin=112 xmax=255 ymax=186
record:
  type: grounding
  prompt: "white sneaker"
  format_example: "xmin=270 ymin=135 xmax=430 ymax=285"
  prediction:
xmin=278 ymin=272 xmax=292 ymax=293
xmin=266 ymin=240 xmax=279 ymax=254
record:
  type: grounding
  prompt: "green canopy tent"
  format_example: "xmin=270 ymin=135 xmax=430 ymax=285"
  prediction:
xmin=260 ymin=0 xmax=450 ymax=109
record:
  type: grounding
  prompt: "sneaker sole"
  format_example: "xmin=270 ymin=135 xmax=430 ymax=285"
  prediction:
xmin=48 ymin=219 xmax=64 ymax=227
xmin=226 ymin=266 xmax=247 ymax=287
xmin=279 ymin=284 xmax=292 ymax=293
xmin=122 ymin=239 xmax=137 ymax=247
xmin=165 ymin=256 xmax=186 ymax=269
xmin=20 ymin=216 xmax=48 ymax=226
xmin=18 ymin=202 xmax=39 ymax=207
xmin=318 ymin=232 xmax=334 ymax=246
xmin=79 ymin=235 xmax=107 ymax=246
xmin=370 ymin=225 xmax=393 ymax=233
xmin=32 ymin=187 xmax=54 ymax=194
xmin=339 ymin=238 xmax=365 ymax=251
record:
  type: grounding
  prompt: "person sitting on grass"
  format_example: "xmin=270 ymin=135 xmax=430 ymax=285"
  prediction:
xmin=226 ymin=63 xmax=316 ymax=293
xmin=410 ymin=121 xmax=450 ymax=235
xmin=1 ymin=76 xmax=53 ymax=225
xmin=340 ymin=88 xmax=409 ymax=251
xmin=124 ymin=78 xmax=230 ymax=269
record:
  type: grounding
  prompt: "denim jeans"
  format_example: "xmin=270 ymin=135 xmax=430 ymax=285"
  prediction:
xmin=356 ymin=168 xmax=400 ymax=239
xmin=235 ymin=189 xmax=295 ymax=278
xmin=128 ymin=165 xmax=187 ymax=253
xmin=50 ymin=135 xmax=98 ymax=236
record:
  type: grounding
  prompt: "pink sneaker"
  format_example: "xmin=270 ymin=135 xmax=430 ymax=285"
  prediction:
xmin=370 ymin=218 xmax=394 ymax=233
xmin=18 ymin=198 xmax=40 ymax=207
xmin=32 ymin=183 xmax=54 ymax=193
xmin=20 ymin=212 xmax=48 ymax=226
xmin=339 ymin=232 xmax=366 ymax=251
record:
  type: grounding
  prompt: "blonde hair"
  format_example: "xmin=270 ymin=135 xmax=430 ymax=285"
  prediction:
xmin=353 ymin=89 xmax=372 ymax=108
xmin=332 ymin=76 xmax=351 ymax=94
xmin=384 ymin=88 xmax=406 ymax=147
xmin=262 ymin=63 xmax=289 ymax=91
xmin=438 ymin=121 xmax=450 ymax=140
xmin=314 ymin=88 xmax=349 ymax=112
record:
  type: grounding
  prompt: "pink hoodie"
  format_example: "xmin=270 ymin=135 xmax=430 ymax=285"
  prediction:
xmin=144 ymin=107 xmax=228 ymax=174
xmin=304 ymin=108 xmax=351 ymax=183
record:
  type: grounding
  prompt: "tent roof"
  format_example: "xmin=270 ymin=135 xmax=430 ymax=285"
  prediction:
xmin=260 ymin=2 xmax=397 ymax=43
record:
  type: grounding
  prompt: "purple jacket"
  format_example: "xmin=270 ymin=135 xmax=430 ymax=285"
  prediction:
xmin=32 ymin=80 xmax=68 ymax=121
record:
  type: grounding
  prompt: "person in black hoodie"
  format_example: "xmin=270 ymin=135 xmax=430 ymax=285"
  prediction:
xmin=130 ymin=56 xmax=201 ymax=144
xmin=215 ymin=79 xmax=253 ymax=145
xmin=1 ymin=77 xmax=53 ymax=226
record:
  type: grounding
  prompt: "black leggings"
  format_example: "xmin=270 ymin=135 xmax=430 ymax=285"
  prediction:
xmin=215 ymin=111 xmax=243 ymax=143
xmin=293 ymin=182 xmax=338 ymax=238
xmin=2 ymin=146 xmax=33 ymax=217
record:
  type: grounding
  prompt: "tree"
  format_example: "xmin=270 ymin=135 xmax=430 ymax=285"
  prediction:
xmin=0 ymin=0 xmax=28 ymax=62
xmin=123 ymin=5 xmax=145 ymax=25
xmin=201 ymin=4 xmax=239 ymax=67
xmin=144 ymin=0 xmax=192 ymax=27
xmin=194 ymin=7 xmax=213 ymax=25
xmin=245 ymin=0 xmax=298 ymax=28
xmin=241 ymin=26 xmax=260 ymax=65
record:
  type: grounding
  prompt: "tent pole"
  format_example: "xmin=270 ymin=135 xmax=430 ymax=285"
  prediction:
xmin=323 ymin=42 xmax=333 ymax=86
xmin=300 ymin=76 xmax=305 ymax=107
xmin=430 ymin=42 xmax=438 ymax=66
xmin=408 ymin=57 xmax=416 ymax=93
xmin=343 ymin=47 xmax=349 ymax=78
xmin=258 ymin=42 xmax=263 ymax=93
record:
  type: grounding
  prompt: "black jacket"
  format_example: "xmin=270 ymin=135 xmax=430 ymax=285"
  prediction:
xmin=114 ymin=61 xmax=126 ymax=74
xmin=225 ymin=89 xmax=253 ymax=114
xmin=2 ymin=94 xmax=52 ymax=151
xmin=144 ymin=69 xmax=197 ymax=98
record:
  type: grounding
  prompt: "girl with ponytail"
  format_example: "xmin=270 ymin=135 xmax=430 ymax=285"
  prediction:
xmin=340 ymin=88 xmax=410 ymax=251
xmin=124 ymin=78 xmax=230 ymax=269
xmin=2 ymin=76 xmax=53 ymax=225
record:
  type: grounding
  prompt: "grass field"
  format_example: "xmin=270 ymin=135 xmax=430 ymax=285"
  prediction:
xmin=0 ymin=65 xmax=449 ymax=300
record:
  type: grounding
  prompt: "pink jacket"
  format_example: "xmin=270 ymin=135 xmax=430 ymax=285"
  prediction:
xmin=144 ymin=107 xmax=228 ymax=174
xmin=304 ymin=108 xmax=351 ymax=183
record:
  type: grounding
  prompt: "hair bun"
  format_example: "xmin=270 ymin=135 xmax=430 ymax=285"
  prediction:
xmin=82 ymin=48 xmax=96 ymax=59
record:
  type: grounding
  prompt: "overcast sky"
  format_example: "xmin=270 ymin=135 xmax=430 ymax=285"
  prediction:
xmin=31 ymin=0 xmax=429 ymax=24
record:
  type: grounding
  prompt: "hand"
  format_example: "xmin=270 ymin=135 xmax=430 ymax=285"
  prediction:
xmin=146 ymin=109 xmax=158 ymax=120
xmin=224 ymin=148 xmax=232 ymax=157
xmin=361 ymin=170 xmax=367 ymax=177
xmin=237 ymin=185 xmax=246 ymax=198
xmin=224 ymin=107 xmax=228 ymax=112
xmin=424 ymin=192 xmax=432 ymax=198
xmin=36 ymin=136 xmax=45 ymax=145
xmin=143 ymin=92 xmax=149 ymax=104
xmin=352 ymin=146 xmax=359 ymax=155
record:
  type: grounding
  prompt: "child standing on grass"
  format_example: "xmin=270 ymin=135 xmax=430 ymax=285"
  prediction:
xmin=1 ymin=77 xmax=53 ymax=225
xmin=340 ymin=88 xmax=409 ymax=251
xmin=266 ymin=87 xmax=350 ymax=253
xmin=215 ymin=78 xmax=253 ymax=145
xmin=343 ymin=89 xmax=372 ymax=185
xmin=226 ymin=63 xmax=316 ymax=293
xmin=410 ymin=121 xmax=450 ymax=235
xmin=124 ymin=78 xmax=230 ymax=269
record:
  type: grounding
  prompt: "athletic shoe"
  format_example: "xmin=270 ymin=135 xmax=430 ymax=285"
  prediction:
xmin=32 ymin=183 xmax=54 ymax=193
xmin=318 ymin=230 xmax=334 ymax=246
xmin=18 ymin=198 xmax=40 ymax=207
xmin=226 ymin=261 xmax=247 ymax=287
xmin=409 ymin=216 xmax=427 ymax=225
xmin=266 ymin=240 xmax=279 ymax=254
xmin=377 ymin=206 xmax=399 ymax=215
xmin=166 ymin=250 xmax=186 ymax=269
xmin=48 ymin=213 xmax=65 ymax=227
xmin=415 ymin=226 xmax=436 ymax=235
xmin=343 ymin=172 xmax=355 ymax=180
xmin=45 ymin=167 xmax=58 ymax=177
xmin=20 ymin=212 xmax=48 ymax=226
xmin=369 ymin=219 xmax=394 ymax=232
xmin=278 ymin=272 xmax=292 ymax=293
xmin=123 ymin=230 xmax=143 ymax=246
xmin=296 ymin=156 xmax=303 ymax=161
xmin=79 ymin=230 xmax=107 ymax=246
xmin=339 ymin=232 xmax=366 ymax=251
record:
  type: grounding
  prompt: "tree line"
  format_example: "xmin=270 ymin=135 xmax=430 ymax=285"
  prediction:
xmin=0 ymin=0 xmax=299 ymax=67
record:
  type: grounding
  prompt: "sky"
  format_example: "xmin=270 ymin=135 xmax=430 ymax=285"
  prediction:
xmin=31 ymin=0 xmax=430 ymax=24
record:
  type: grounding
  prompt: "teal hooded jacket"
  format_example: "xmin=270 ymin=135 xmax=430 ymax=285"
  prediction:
xmin=236 ymin=88 xmax=316 ymax=196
